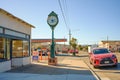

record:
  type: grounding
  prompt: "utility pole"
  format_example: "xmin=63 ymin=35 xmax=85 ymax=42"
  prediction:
xmin=69 ymin=29 xmax=71 ymax=45
xmin=107 ymin=36 xmax=109 ymax=49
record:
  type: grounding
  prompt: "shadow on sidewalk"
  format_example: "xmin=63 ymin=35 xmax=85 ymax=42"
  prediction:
xmin=6 ymin=63 xmax=92 ymax=75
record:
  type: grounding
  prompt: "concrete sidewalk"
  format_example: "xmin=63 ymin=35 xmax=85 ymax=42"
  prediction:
xmin=0 ymin=56 xmax=97 ymax=80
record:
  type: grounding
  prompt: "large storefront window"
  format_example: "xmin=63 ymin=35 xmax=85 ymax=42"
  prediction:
xmin=12 ymin=40 xmax=23 ymax=58
xmin=23 ymin=41 xmax=29 ymax=57
xmin=0 ymin=38 xmax=10 ymax=61
xmin=0 ymin=38 xmax=5 ymax=60
xmin=12 ymin=40 xmax=29 ymax=58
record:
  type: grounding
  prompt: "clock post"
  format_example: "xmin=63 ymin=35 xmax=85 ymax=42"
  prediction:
xmin=47 ymin=11 xmax=59 ymax=65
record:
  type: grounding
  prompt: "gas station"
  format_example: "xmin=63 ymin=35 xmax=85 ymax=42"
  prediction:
xmin=31 ymin=38 xmax=67 ymax=64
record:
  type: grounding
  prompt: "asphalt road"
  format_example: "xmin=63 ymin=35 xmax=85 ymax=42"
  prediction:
xmin=78 ymin=51 xmax=120 ymax=80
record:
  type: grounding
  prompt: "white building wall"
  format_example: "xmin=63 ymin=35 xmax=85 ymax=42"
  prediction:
xmin=0 ymin=61 xmax=11 ymax=72
xmin=23 ymin=57 xmax=31 ymax=65
xmin=88 ymin=44 xmax=98 ymax=53
xmin=12 ymin=58 xmax=23 ymax=67
xmin=12 ymin=57 xmax=31 ymax=67
xmin=0 ymin=12 xmax=31 ymax=35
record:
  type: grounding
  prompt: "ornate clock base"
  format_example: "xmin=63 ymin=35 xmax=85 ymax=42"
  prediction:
xmin=48 ymin=57 xmax=57 ymax=66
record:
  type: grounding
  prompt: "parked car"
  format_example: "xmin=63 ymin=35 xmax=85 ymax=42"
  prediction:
xmin=68 ymin=49 xmax=78 ymax=53
xmin=89 ymin=48 xmax=118 ymax=68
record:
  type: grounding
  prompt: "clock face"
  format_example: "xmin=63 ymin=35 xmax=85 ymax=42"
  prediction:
xmin=47 ymin=16 xmax=58 ymax=26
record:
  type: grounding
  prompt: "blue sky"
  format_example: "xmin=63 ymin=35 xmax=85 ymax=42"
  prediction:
xmin=0 ymin=0 xmax=120 ymax=45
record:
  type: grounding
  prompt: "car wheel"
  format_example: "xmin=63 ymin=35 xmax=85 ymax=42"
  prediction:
xmin=93 ymin=66 xmax=98 ymax=68
xmin=89 ymin=57 xmax=92 ymax=64
xmin=90 ymin=61 xmax=92 ymax=64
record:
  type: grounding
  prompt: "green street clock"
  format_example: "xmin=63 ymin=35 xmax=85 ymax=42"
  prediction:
xmin=47 ymin=11 xmax=59 ymax=62
xmin=47 ymin=11 xmax=59 ymax=30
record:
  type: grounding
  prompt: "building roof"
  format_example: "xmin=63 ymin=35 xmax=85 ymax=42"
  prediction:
xmin=32 ymin=39 xmax=67 ymax=43
xmin=0 ymin=8 xmax=35 ymax=28
xmin=101 ymin=40 xmax=120 ymax=43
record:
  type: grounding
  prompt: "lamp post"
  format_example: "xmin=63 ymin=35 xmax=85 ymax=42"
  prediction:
xmin=47 ymin=11 xmax=59 ymax=65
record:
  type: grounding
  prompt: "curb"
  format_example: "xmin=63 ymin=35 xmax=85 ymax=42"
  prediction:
xmin=83 ymin=60 xmax=101 ymax=80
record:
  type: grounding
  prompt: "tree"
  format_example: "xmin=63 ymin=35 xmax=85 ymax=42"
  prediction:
xmin=70 ymin=37 xmax=78 ymax=56
xmin=78 ymin=45 xmax=83 ymax=51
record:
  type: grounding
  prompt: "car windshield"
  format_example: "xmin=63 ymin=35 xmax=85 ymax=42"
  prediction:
xmin=93 ymin=48 xmax=109 ymax=54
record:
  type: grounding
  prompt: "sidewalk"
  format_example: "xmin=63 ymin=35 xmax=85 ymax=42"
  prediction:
xmin=0 ymin=56 xmax=97 ymax=80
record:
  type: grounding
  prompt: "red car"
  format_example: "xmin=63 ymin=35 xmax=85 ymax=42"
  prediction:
xmin=89 ymin=48 xmax=118 ymax=68
xmin=68 ymin=49 xmax=78 ymax=53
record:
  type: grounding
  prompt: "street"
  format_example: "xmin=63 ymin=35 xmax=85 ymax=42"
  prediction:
xmin=1 ymin=52 xmax=120 ymax=80
xmin=78 ymin=51 xmax=120 ymax=80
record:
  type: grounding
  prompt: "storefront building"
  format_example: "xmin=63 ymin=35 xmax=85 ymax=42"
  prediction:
xmin=99 ymin=40 xmax=120 ymax=52
xmin=0 ymin=8 xmax=35 ymax=72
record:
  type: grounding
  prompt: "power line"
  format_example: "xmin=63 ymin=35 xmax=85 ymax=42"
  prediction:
xmin=63 ymin=0 xmax=70 ymax=28
xmin=58 ymin=0 xmax=72 ymax=45
xmin=58 ymin=0 xmax=80 ymax=45
xmin=58 ymin=0 xmax=70 ymax=31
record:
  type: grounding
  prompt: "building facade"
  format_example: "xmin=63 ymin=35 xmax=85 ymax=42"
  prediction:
xmin=0 ymin=8 xmax=35 ymax=72
xmin=99 ymin=40 xmax=120 ymax=52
